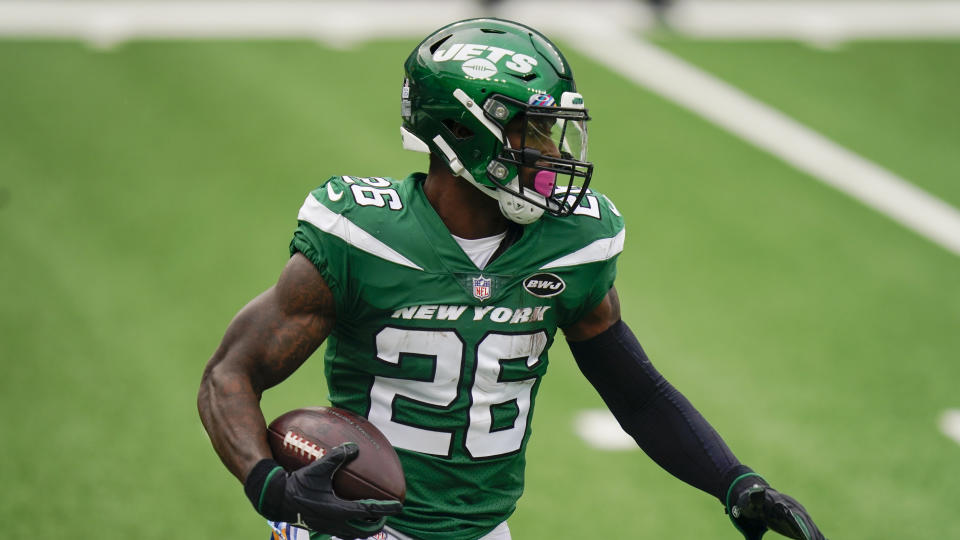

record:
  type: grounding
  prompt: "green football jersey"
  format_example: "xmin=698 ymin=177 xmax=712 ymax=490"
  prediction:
xmin=289 ymin=173 xmax=624 ymax=540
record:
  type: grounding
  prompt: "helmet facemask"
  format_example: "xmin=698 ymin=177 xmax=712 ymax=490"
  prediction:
xmin=484 ymin=92 xmax=593 ymax=220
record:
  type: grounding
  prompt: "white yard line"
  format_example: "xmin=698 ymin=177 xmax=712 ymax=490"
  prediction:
xmin=573 ymin=409 xmax=637 ymax=451
xmin=939 ymin=410 xmax=960 ymax=447
xmin=563 ymin=26 xmax=960 ymax=256
xmin=3 ymin=1 xmax=960 ymax=256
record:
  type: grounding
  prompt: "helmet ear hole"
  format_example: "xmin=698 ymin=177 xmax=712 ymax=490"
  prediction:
xmin=442 ymin=119 xmax=475 ymax=140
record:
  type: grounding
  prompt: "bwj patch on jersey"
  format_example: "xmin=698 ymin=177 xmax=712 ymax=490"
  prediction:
xmin=522 ymin=273 xmax=566 ymax=297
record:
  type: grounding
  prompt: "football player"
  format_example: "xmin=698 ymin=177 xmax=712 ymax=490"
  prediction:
xmin=198 ymin=18 xmax=828 ymax=540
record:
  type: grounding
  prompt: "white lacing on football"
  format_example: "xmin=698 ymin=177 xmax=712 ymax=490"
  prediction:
xmin=283 ymin=431 xmax=326 ymax=462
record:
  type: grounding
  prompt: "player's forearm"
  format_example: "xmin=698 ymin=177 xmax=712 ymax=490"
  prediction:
xmin=568 ymin=319 xmax=745 ymax=500
xmin=197 ymin=361 xmax=272 ymax=482
xmin=614 ymin=374 xmax=747 ymax=499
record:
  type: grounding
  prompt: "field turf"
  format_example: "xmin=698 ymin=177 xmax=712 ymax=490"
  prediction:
xmin=1 ymin=38 xmax=958 ymax=538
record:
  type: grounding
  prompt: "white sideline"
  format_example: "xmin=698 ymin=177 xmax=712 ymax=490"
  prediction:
xmin=4 ymin=1 xmax=960 ymax=43
xmin=670 ymin=1 xmax=960 ymax=46
xmin=2 ymin=0 xmax=960 ymax=256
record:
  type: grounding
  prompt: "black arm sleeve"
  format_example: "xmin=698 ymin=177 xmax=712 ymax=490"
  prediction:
xmin=567 ymin=319 xmax=752 ymax=501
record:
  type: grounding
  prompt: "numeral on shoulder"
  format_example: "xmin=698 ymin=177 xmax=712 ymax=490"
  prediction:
xmin=340 ymin=176 xmax=404 ymax=210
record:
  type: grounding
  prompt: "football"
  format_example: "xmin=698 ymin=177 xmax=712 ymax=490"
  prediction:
xmin=267 ymin=406 xmax=405 ymax=503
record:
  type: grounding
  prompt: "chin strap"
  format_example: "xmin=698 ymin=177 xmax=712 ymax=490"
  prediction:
xmin=430 ymin=133 xmax=545 ymax=225
xmin=496 ymin=177 xmax=545 ymax=225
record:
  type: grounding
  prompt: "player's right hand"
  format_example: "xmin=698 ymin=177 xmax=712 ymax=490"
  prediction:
xmin=245 ymin=442 xmax=403 ymax=540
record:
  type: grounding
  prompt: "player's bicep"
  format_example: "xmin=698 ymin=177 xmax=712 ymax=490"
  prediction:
xmin=562 ymin=286 xmax=621 ymax=342
xmin=211 ymin=253 xmax=336 ymax=392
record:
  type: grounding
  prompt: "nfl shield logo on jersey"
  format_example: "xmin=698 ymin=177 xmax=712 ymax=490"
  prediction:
xmin=472 ymin=275 xmax=492 ymax=301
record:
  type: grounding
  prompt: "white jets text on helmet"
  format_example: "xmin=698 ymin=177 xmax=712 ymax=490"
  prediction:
xmin=433 ymin=44 xmax=539 ymax=74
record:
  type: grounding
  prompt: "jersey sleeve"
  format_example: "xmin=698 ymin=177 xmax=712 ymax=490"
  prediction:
xmin=289 ymin=176 xmax=357 ymax=315
xmin=551 ymin=191 xmax=625 ymax=328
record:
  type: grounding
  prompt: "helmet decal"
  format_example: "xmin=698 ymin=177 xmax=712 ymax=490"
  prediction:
xmin=528 ymin=94 xmax=555 ymax=107
xmin=462 ymin=58 xmax=498 ymax=79
xmin=432 ymin=43 xmax=539 ymax=75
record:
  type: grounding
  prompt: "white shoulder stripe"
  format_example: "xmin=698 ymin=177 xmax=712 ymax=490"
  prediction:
xmin=539 ymin=228 xmax=625 ymax=270
xmin=297 ymin=193 xmax=423 ymax=271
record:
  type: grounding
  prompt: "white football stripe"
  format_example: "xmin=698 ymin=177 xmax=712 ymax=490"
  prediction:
xmin=283 ymin=431 xmax=325 ymax=461
xmin=939 ymin=409 xmax=960 ymax=446
xmin=297 ymin=193 xmax=423 ymax=271
xmin=540 ymin=229 xmax=625 ymax=270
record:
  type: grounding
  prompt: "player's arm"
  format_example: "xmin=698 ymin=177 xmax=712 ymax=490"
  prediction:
xmin=197 ymin=253 xmax=401 ymax=537
xmin=198 ymin=252 xmax=333 ymax=481
xmin=562 ymin=287 xmax=826 ymax=540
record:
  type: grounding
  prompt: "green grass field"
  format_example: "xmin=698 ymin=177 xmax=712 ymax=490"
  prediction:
xmin=2 ymin=36 xmax=959 ymax=539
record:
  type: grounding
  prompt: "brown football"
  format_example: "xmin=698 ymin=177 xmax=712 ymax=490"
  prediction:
xmin=266 ymin=407 xmax=405 ymax=503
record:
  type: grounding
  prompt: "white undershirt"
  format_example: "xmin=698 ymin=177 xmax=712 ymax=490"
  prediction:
xmin=451 ymin=231 xmax=507 ymax=270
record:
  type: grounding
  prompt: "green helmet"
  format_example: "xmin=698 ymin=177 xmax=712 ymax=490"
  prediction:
xmin=401 ymin=18 xmax=593 ymax=224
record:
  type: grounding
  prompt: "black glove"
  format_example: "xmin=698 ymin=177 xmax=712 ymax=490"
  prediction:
xmin=244 ymin=442 xmax=403 ymax=539
xmin=725 ymin=473 xmax=827 ymax=540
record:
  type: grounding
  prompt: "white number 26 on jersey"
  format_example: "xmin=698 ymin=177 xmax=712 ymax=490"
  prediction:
xmin=367 ymin=327 xmax=547 ymax=459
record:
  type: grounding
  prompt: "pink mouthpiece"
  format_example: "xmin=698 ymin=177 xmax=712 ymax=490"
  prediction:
xmin=534 ymin=170 xmax=557 ymax=197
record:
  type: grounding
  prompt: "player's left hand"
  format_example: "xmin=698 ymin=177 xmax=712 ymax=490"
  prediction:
xmin=726 ymin=476 xmax=827 ymax=540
